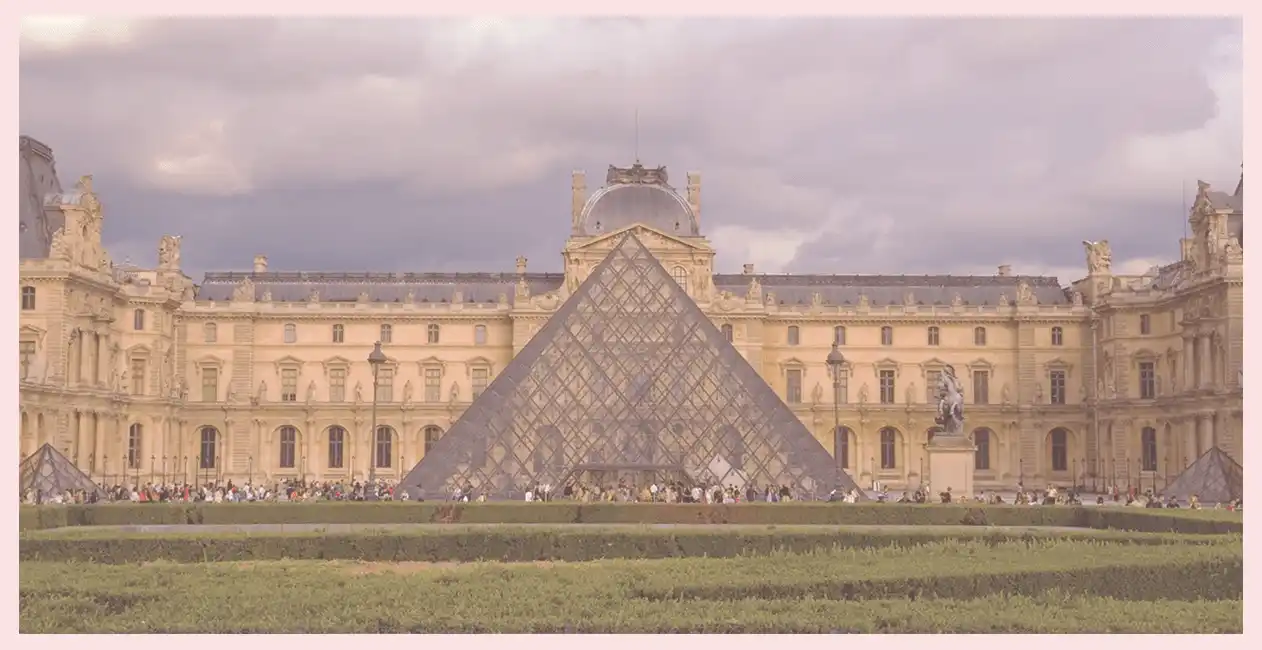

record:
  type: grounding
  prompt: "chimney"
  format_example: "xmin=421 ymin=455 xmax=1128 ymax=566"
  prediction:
xmin=254 ymin=255 xmax=268 ymax=273
xmin=743 ymin=263 xmax=755 ymax=275
xmin=997 ymin=265 xmax=1011 ymax=277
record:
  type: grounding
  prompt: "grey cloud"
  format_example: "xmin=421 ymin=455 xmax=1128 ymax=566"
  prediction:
xmin=19 ymin=17 xmax=1241 ymax=280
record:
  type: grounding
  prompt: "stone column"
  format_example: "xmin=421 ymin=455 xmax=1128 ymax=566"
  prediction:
xmin=93 ymin=412 xmax=106 ymax=479
xmin=92 ymin=333 xmax=103 ymax=386
xmin=1198 ymin=335 xmax=1212 ymax=388
xmin=305 ymin=416 xmax=316 ymax=480
xmin=1182 ymin=336 xmax=1194 ymax=392
xmin=1195 ymin=413 xmax=1211 ymax=457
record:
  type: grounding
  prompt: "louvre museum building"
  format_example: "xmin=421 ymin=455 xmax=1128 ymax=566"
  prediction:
xmin=19 ymin=135 xmax=1245 ymax=498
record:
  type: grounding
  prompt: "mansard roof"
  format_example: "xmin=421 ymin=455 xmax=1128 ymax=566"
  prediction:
xmin=194 ymin=269 xmax=1072 ymax=306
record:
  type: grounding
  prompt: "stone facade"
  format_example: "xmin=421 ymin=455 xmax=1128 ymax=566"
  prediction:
xmin=18 ymin=148 xmax=1245 ymax=492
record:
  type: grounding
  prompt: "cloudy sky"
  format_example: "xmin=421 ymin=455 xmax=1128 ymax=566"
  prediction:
xmin=20 ymin=16 xmax=1242 ymax=283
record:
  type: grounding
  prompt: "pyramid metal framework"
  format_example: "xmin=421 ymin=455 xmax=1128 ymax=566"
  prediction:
xmin=19 ymin=443 xmax=107 ymax=501
xmin=398 ymin=231 xmax=859 ymax=500
xmin=1160 ymin=446 xmax=1243 ymax=504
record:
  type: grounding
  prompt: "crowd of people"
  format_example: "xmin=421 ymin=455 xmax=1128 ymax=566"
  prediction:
xmin=20 ymin=478 xmax=1241 ymax=512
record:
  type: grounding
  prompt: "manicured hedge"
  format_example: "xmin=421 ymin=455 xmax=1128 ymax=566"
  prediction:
xmin=18 ymin=539 xmax=1244 ymax=633
xmin=18 ymin=526 xmax=1231 ymax=564
xmin=18 ymin=502 xmax=1242 ymax=534
xmin=633 ymin=557 xmax=1243 ymax=602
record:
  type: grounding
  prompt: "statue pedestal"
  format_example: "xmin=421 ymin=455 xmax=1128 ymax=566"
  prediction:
xmin=925 ymin=436 xmax=978 ymax=499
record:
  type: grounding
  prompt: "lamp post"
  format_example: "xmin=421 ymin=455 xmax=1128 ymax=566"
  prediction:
xmin=825 ymin=343 xmax=846 ymax=496
xmin=249 ymin=455 xmax=254 ymax=486
xmin=367 ymin=341 xmax=387 ymax=501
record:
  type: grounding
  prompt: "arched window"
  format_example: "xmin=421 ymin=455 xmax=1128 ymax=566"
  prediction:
xmin=327 ymin=426 xmax=346 ymax=469
xmin=199 ymin=427 xmax=218 ymax=469
xmin=204 ymin=323 xmax=218 ymax=343
xmin=833 ymin=426 xmax=850 ymax=471
xmin=427 ymin=323 xmax=440 ymax=344
xmin=21 ymin=286 xmax=36 ymax=310
xmin=332 ymin=324 xmax=344 ymax=343
xmin=1141 ymin=426 xmax=1158 ymax=472
xmin=128 ymin=423 xmax=142 ymax=469
xmin=375 ymin=426 xmax=394 ymax=468
xmin=380 ymin=324 xmax=393 ymax=344
xmin=973 ymin=428 xmax=992 ymax=471
xmin=133 ymin=309 xmax=146 ymax=331
xmin=279 ymin=426 xmax=297 ymax=469
xmin=879 ymin=428 xmax=897 ymax=469
xmin=833 ymin=325 xmax=846 ymax=346
xmin=720 ymin=324 xmax=733 ymax=342
xmin=927 ymin=326 xmax=940 ymax=346
xmin=474 ymin=324 xmax=487 ymax=345
xmin=974 ymin=326 xmax=987 ymax=346
xmin=881 ymin=326 xmax=894 ymax=346
xmin=671 ymin=266 xmax=688 ymax=289
xmin=284 ymin=323 xmax=297 ymax=344
xmin=1051 ymin=326 xmax=1064 ymax=346
xmin=1049 ymin=428 xmax=1069 ymax=472
xmin=423 ymin=425 xmax=443 ymax=455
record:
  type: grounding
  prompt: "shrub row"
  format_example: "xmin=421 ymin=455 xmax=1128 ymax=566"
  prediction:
xmin=17 ymin=502 xmax=1242 ymax=534
xmin=18 ymin=527 xmax=1227 ymax=564
xmin=629 ymin=538 xmax=1243 ymax=603
xmin=633 ymin=551 xmax=1243 ymax=602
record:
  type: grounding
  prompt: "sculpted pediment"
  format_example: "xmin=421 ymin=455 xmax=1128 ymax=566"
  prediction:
xmin=567 ymin=224 xmax=709 ymax=254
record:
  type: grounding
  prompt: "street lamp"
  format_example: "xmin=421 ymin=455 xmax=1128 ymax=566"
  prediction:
xmin=367 ymin=341 xmax=387 ymax=501
xmin=825 ymin=343 xmax=846 ymax=495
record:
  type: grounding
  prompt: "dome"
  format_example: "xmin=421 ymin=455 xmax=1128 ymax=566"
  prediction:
xmin=580 ymin=163 xmax=699 ymax=237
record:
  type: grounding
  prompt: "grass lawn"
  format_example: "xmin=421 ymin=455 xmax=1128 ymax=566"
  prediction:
xmin=19 ymin=537 xmax=1243 ymax=633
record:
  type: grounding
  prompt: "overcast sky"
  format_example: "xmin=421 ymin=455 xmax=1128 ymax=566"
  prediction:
xmin=19 ymin=16 xmax=1242 ymax=283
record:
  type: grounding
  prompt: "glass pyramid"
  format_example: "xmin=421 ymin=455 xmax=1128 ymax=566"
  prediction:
xmin=397 ymin=231 xmax=859 ymax=501
xmin=19 ymin=443 xmax=107 ymax=501
xmin=1161 ymin=446 xmax=1243 ymax=504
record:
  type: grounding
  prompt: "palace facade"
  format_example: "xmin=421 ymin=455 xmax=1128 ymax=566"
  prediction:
xmin=18 ymin=136 xmax=1245 ymax=492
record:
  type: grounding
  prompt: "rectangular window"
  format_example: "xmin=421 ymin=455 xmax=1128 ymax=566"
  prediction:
xmin=786 ymin=369 xmax=802 ymax=404
xmin=879 ymin=370 xmax=896 ymax=404
xmin=1139 ymin=314 xmax=1151 ymax=335
xmin=424 ymin=367 xmax=442 ymax=403
xmin=332 ymin=324 xmax=344 ymax=343
xmin=472 ymin=368 xmax=488 ymax=399
xmin=972 ymin=371 xmax=990 ymax=405
xmin=19 ymin=341 xmax=36 ymax=380
xmin=377 ymin=367 xmax=394 ymax=402
xmin=281 ymin=368 xmax=298 ymax=402
xmin=1138 ymin=361 xmax=1156 ymax=399
xmin=787 ymin=326 xmax=800 ymax=346
xmin=1049 ymin=370 xmax=1067 ymax=405
xmin=925 ymin=370 xmax=941 ymax=404
xmin=380 ymin=324 xmax=393 ymax=344
xmin=204 ymin=323 xmax=217 ymax=343
xmin=284 ymin=323 xmax=297 ymax=344
xmin=329 ymin=368 xmax=346 ymax=402
xmin=200 ymin=367 xmax=216 ymax=402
